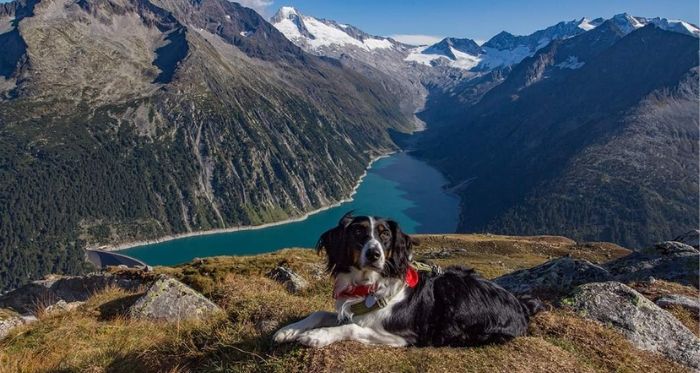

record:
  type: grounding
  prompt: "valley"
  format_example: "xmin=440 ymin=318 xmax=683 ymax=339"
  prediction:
xmin=0 ymin=0 xmax=697 ymax=291
xmin=120 ymin=152 xmax=459 ymax=266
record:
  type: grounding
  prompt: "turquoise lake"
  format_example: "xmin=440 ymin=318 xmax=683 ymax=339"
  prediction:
xmin=122 ymin=152 xmax=459 ymax=266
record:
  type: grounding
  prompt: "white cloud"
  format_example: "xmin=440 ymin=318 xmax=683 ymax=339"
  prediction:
xmin=475 ymin=39 xmax=486 ymax=46
xmin=234 ymin=0 xmax=274 ymax=17
xmin=389 ymin=34 xmax=443 ymax=46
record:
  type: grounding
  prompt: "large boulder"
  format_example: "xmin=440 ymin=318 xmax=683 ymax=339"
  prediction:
xmin=0 ymin=272 xmax=146 ymax=315
xmin=266 ymin=266 xmax=309 ymax=294
xmin=494 ymin=257 xmax=611 ymax=297
xmin=605 ymin=241 xmax=699 ymax=287
xmin=129 ymin=277 xmax=221 ymax=322
xmin=566 ymin=281 xmax=700 ymax=369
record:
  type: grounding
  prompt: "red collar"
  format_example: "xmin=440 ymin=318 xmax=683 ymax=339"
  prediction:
xmin=334 ymin=267 xmax=419 ymax=299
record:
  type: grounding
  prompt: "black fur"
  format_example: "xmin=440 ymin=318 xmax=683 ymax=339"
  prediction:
xmin=316 ymin=212 xmax=355 ymax=275
xmin=382 ymin=267 xmax=542 ymax=346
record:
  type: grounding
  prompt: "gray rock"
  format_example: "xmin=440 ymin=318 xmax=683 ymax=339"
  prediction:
xmin=0 ymin=272 xmax=146 ymax=315
xmin=266 ymin=266 xmax=309 ymax=294
xmin=605 ymin=241 xmax=699 ymax=287
xmin=44 ymin=300 xmax=85 ymax=314
xmin=567 ymin=281 xmax=700 ymax=369
xmin=494 ymin=257 xmax=611 ymax=296
xmin=0 ymin=314 xmax=37 ymax=340
xmin=129 ymin=277 xmax=221 ymax=322
xmin=673 ymin=230 xmax=700 ymax=249
xmin=0 ymin=317 xmax=23 ymax=340
xmin=656 ymin=294 xmax=700 ymax=314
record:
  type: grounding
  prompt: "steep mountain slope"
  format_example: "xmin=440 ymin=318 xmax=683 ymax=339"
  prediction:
xmin=417 ymin=24 xmax=699 ymax=248
xmin=270 ymin=6 xmax=443 ymax=130
xmin=0 ymin=0 xmax=412 ymax=290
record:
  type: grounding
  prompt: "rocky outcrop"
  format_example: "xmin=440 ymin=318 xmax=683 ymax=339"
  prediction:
xmin=266 ymin=266 xmax=309 ymax=294
xmin=129 ymin=277 xmax=221 ymax=322
xmin=655 ymin=294 xmax=700 ymax=314
xmin=605 ymin=241 xmax=699 ymax=287
xmin=494 ymin=257 xmax=611 ymax=296
xmin=0 ymin=272 xmax=148 ymax=315
xmin=674 ymin=230 xmax=700 ymax=249
xmin=566 ymin=281 xmax=700 ymax=369
xmin=0 ymin=274 xmax=142 ymax=314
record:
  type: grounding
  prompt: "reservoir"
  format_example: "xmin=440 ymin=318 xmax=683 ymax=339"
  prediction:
xmin=121 ymin=152 xmax=459 ymax=266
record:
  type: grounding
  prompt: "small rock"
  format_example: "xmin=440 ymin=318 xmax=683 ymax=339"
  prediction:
xmin=44 ymin=300 xmax=84 ymax=314
xmin=656 ymin=294 xmax=700 ymax=314
xmin=494 ymin=257 xmax=611 ymax=297
xmin=567 ymin=281 xmax=700 ymax=369
xmin=0 ymin=314 xmax=37 ymax=340
xmin=673 ymin=230 xmax=700 ymax=249
xmin=0 ymin=317 xmax=23 ymax=340
xmin=129 ymin=277 xmax=221 ymax=322
xmin=255 ymin=318 xmax=280 ymax=335
xmin=266 ymin=266 xmax=309 ymax=294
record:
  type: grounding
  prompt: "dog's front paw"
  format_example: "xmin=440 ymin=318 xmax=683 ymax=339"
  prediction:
xmin=273 ymin=326 xmax=303 ymax=343
xmin=297 ymin=329 xmax=335 ymax=348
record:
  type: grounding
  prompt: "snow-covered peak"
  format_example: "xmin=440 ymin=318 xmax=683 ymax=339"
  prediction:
xmin=610 ymin=13 xmax=645 ymax=34
xmin=277 ymin=6 xmax=298 ymax=18
xmin=578 ymin=17 xmax=604 ymax=31
xmin=271 ymin=6 xmax=396 ymax=52
xmin=608 ymin=13 xmax=700 ymax=37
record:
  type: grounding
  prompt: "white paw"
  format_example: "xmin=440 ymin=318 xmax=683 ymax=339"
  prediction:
xmin=297 ymin=329 xmax=335 ymax=348
xmin=273 ymin=326 xmax=303 ymax=343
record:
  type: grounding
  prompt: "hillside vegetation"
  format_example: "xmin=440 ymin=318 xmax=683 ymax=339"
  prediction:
xmin=0 ymin=0 xmax=410 ymax=291
xmin=1 ymin=234 xmax=697 ymax=372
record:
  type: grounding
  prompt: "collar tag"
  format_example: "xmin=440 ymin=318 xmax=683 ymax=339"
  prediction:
xmin=364 ymin=295 xmax=377 ymax=308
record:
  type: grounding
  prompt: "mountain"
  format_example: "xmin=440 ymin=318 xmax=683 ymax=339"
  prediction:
xmin=0 ymin=0 xmax=413 ymax=291
xmin=409 ymin=14 xmax=699 ymax=73
xmin=416 ymin=24 xmax=699 ymax=248
xmin=270 ymin=6 xmax=450 ymax=130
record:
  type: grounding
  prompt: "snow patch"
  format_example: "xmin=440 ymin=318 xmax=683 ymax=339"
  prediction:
xmin=477 ymin=45 xmax=532 ymax=70
xmin=302 ymin=16 xmax=366 ymax=49
xmin=273 ymin=17 xmax=303 ymax=40
xmin=405 ymin=46 xmax=443 ymax=66
xmin=578 ymin=18 xmax=597 ymax=31
xmin=363 ymin=37 xmax=393 ymax=50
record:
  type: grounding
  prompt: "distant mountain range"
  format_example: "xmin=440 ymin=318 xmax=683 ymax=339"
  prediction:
xmin=272 ymin=6 xmax=699 ymax=248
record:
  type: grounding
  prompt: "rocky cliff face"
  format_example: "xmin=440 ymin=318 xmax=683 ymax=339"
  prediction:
xmin=0 ymin=0 xmax=412 ymax=291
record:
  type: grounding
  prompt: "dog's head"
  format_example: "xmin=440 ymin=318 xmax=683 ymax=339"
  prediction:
xmin=316 ymin=212 xmax=417 ymax=278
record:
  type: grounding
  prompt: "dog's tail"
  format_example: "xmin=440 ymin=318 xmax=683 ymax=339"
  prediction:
xmin=518 ymin=295 xmax=544 ymax=317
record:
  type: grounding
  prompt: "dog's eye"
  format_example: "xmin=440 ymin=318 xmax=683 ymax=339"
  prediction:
xmin=353 ymin=227 xmax=364 ymax=236
xmin=380 ymin=231 xmax=390 ymax=240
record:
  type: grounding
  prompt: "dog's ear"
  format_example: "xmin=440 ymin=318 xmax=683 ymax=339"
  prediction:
xmin=386 ymin=220 xmax=412 ymax=277
xmin=315 ymin=212 xmax=354 ymax=274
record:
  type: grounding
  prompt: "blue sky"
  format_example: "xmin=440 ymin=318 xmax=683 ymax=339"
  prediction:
xmin=241 ymin=0 xmax=699 ymax=44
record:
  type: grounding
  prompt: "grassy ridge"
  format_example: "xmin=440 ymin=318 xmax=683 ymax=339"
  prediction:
xmin=1 ymin=234 xmax=695 ymax=372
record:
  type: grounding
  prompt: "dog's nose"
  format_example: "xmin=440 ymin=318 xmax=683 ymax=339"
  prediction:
xmin=366 ymin=248 xmax=381 ymax=261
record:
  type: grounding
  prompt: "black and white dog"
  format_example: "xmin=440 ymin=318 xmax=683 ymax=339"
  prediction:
xmin=273 ymin=213 xmax=542 ymax=348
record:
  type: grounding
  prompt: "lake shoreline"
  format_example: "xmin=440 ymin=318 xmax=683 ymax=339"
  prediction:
xmin=95 ymin=152 xmax=395 ymax=253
